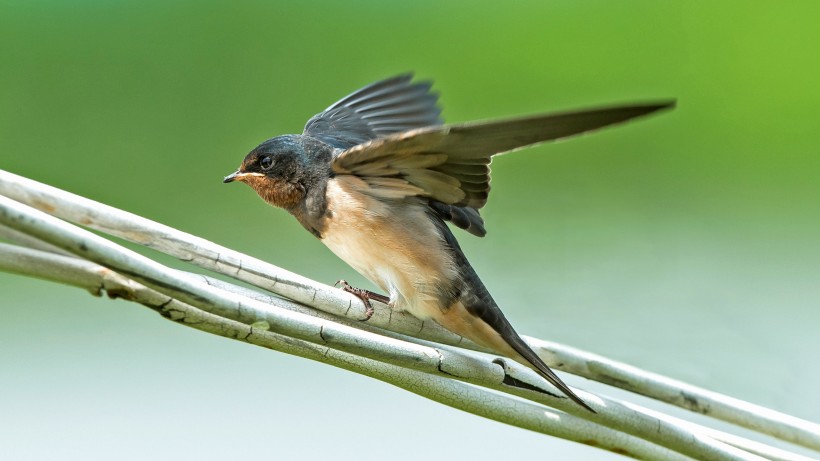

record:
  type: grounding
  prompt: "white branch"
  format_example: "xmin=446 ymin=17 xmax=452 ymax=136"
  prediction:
xmin=4 ymin=196 xmax=815 ymax=461
xmin=1 ymin=169 xmax=817 ymax=453
xmin=528 ymin=338 xmax=820 ymax=452
xmin=24 ymin=246 xmax=804 ymax=460
xmin=3 ymin=169 xmax=820 ymax=461
xmin=0 ymin=242 xmax=694 ymax=461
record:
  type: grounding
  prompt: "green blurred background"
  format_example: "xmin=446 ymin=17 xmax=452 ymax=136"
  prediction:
xmin=2 ymin=1 xmax=818 ymax=459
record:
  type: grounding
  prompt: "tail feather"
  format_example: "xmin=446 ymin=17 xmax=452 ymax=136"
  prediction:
xmin=504 ymin=328 xmax=596 ymax=413
xmin=435 ymin=300 xmax=596 ymax=413
xmin=430 ymin=212 xmax=596 ymax=412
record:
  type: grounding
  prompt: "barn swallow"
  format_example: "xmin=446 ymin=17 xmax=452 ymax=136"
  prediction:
xmin=224 ymin=74 xmax=674 ymax=412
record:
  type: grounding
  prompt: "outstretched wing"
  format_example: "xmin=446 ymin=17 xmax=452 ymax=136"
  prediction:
xmin=332 ymin=102 xmax=675 ymax=213
xmin=304 ymin=74 xmax=443 ymax=149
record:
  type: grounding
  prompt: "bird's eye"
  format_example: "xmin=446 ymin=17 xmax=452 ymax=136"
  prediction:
xmin=259 ymin=156 xmax=273 ymax=170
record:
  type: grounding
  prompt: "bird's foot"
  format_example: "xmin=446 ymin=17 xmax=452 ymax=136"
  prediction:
xmin=334 ymin=280 xmax=389 ymax=321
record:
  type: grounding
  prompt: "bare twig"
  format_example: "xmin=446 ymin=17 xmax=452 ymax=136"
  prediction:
xmin=1 ymin=170 xmax=818 ymax=454
xmin=0 ymin=244 xmax=692 ymax=461
xmin=4 ymin=197 xmax=811 ymax=461
xmin=7 ymin=242 xmax=815 ymax=461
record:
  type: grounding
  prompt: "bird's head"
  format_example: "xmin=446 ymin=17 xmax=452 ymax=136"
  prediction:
xmin=223 ymin=135 xmax=309 ymax=210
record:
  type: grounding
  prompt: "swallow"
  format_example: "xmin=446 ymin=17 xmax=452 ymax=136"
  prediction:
xmin=224 ymin=74 xmax=674 ymax=412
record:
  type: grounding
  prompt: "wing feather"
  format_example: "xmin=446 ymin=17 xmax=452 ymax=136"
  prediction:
xmin=304 ymin=74 xmax=442 ymax=149
xmin=332 ymin=102 xmax=675 ymax=210
xmin=361 ymin=177 xmax=426 ymax=200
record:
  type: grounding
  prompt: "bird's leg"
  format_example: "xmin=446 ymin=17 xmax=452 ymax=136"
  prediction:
xmin=334 ymin=280 xmax=390 ymax=321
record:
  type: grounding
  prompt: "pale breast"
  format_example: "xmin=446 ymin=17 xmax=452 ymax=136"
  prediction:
xmin=320 ymin=175 xmax=458 ymax=319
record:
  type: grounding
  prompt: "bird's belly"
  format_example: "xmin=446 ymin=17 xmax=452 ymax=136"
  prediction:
xmin=320 ymin=177 xmax=458 ymax=319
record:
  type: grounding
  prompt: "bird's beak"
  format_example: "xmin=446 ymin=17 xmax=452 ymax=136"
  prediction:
xmin=223 ymin=170 xmax=242 ymax=183
xmin=224 ymin=171 xmax=265 ymax=184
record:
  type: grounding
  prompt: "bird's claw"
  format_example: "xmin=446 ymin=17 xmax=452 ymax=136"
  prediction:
xmin=335 ymin=279 xmax=375 ymax=321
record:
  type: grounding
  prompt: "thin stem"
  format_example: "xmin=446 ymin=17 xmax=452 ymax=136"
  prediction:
xmin=0 ymin=201 xmax=783 ymax=461
xmin=1 ymin=169 xmax=818 ymax=452
xmin=0 ymin=242 xmax=692 ymax=461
